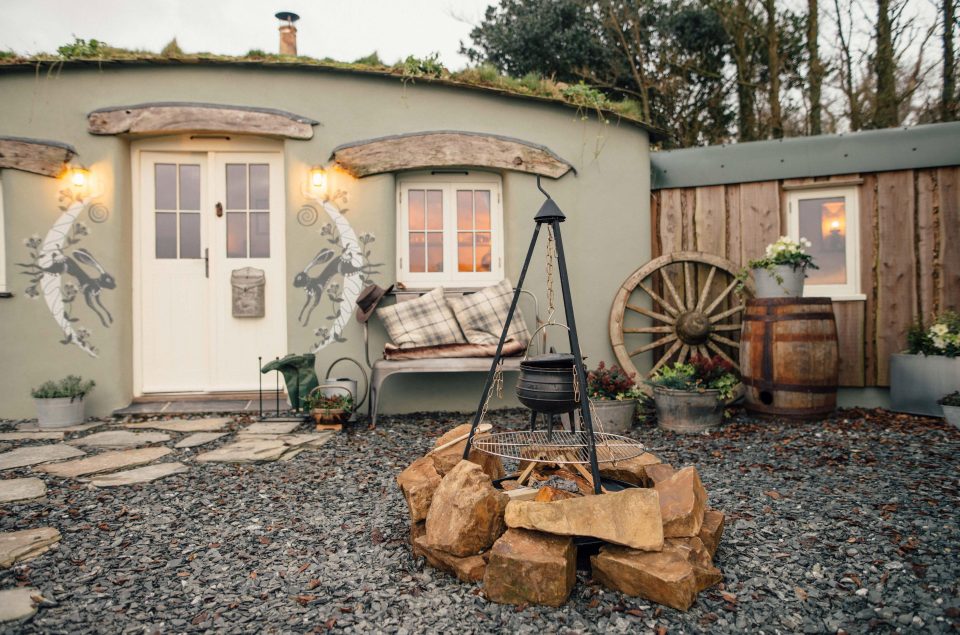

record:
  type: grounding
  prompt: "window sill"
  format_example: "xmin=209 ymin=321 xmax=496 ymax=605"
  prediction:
xmin=0 ymin=291 xmax=12 ymax=299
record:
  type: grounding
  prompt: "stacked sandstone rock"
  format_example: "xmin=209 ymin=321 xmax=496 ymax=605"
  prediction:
xmin=396 ymin=424 xmax=725 ymax=611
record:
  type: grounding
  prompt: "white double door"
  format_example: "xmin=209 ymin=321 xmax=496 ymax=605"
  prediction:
xmin=138 ymin=149 xmax=287 ymax=393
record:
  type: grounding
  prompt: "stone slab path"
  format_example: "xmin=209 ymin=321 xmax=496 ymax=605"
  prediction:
xmin=90 ymin=462 xmax=189 ymax=488
xmin=37 ymin=447 xmax=172 ymax=478
xmin=0 ymin=478 xmax=47 ymax=504
xmin=0 ymin=527 xmax=61 ymax=568
xmin=0 ymin=444 xmax=86 ymax=471
xmin=123 ymin=418 xmax=231 ymax=433
xmin=195 ymin=438 xmax=291 ymax=463
xmin=241 ymin=421 xmax=302 ymax=434
xmin=174 ymin=432 xmax=228 ymax=448
xmin=67 ymin=430 xmax=170 ymax=449
xmin=16 ymin=422 xmax=103 ymax=433
xmin=0 ymin=587 xmax=42 ymax=622
xmin=0 ymin=432 xmax=64 ymax=441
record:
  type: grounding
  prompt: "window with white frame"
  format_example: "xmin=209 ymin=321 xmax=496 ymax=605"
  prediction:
xmin=786 ymin=185 xmax=861 ymax=298
xmin=396 ymin=172 xmax=504 ymax=287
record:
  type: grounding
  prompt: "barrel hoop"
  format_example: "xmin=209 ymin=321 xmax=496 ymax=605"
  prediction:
xmin=763 ymin=333 xmax=839 ymax=343
xmin=746 ymin=297 xmax=834 ymax=306
xmin=742 ymin=376 xmax=837 ymax=393
xmin=761 ymin=305 xmax=773 ymax=385
xmin=743 ymin=312 xmax=836 ymax=322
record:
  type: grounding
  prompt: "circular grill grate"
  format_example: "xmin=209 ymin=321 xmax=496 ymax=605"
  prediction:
xmin=471 ymin=430 xmax=646 ymax=465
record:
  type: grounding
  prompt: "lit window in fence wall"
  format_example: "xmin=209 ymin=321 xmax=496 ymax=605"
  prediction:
xmin=397 ymin=173 xmax=503 ymax=288
xmin=787 ymin=186 xmax=861 ymax=299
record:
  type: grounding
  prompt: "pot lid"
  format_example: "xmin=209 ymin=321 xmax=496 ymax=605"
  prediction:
xmin=521 ymin=353 xmax=575 ymax=369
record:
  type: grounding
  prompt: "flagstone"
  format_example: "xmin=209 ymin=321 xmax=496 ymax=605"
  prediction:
xmin=0 ymin=527 xmax=61 ymax=568
xmin=90 ymin=462 xmax=189 ymax=487
xmin=37 ymin=447 xmax=171 ymax=478
xmin=0 ymin=587 xmax=42 ymax=622
xmin=0 ymin=444 xmax=86 ymax=471
xmin=0 ymin=478 xmax=47 ymax=504
xmin=67 ymin=430 xmax=170 ymax=449
xmin=235 ymin=432 xmax=328 ymax=446
xmin=0 ymin=432 xmax=65 ymax=442
xmin=17 ymin=421 xmax=103 ymax=433
xmin=240 ymin=421 xmax=303 ymax=434
xmin=123 ymin=418 xmax=231 ymax=433
xmin=174 ymin=432 xmax=229 ymax=448
xmin=195 ymin=438 xmax=290 ymax=463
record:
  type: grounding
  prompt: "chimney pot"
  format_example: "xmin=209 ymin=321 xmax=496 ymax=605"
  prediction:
xmin=275 ymin=11 xmax=300 ymax=56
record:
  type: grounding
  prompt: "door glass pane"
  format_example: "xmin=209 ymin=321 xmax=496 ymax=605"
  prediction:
xmin=155 ymin=212 xmax=177 ymax=258
xmin=798 ymin=196 xmax=846 ymax=285
xmin=427 ymin=232 xmax=443 ymax=272
xmin=179 ymin=164 xmax=201 ymax=210
xmin=426 ymin=190 xmax=443 ymax=230
xmin=155 ymin=164 xmax=177 ymax=210
xmin=249 ymin=164 xmax=269 ymax=210
xmin=458 ymin=232 xmax=474 ymax=272
xmin=226 ymin=164 xmax=247 ymax=210
xmin=409 ymin=233 xmax=425 ymax=273
xmin=249 ymin=212 xmax=270 ymax=258
xmin=457 ymin=190 xmax=473 ymax=230
xmin=226 ymin=212 xmax=247 ymax=258
xmin=475 ymin=232 xmax=492 ymax=272
xmin=180 ymin=213 xmax=201 ymax=259
xmin=475 ymin=190 xmax=491 ymax=230
xmin=408 ymin=190 xmax=425 ymax=230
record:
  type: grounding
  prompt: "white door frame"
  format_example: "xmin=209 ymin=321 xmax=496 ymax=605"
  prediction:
xmin=131 ymin=135 xmax=288 ymax=396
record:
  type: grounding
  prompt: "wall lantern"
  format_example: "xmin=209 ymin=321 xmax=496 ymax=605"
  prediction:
xmin=820 ymin=200 xmax=845 ymax=251
xmin=64 ymin=166 xmax=90 ymax=189
xmin=309 ymin=166 xmax=327 ymax=193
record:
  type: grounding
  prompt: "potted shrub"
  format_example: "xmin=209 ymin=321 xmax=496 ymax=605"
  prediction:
xmin=587 ymin=361 xmax=639 ymax=434
xmin=647 ymin=355 xmax=738 ymax=434
xmin=890 ymin=311 xmax=960 ymax=417
xmin=939 ymin=391 xmax=960 ymax=429
xmin=304 ymin=387 xmax=353 ymax=429
xmin=31 ymin=375 xmax=95 ymax=429
xmin=745 ymin=236 xmax=817 ymax=298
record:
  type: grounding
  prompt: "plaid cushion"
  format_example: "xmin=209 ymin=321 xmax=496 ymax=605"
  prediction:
xmin=447 ymin=279 xmax=531 ymax=346
xmin=376 ymin=287 xmax=466 ymax=348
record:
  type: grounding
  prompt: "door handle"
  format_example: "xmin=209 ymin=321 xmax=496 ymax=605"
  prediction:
xmin=204 ymin=248 xmax=209 ymax=278
xmin=215 ymin=202 xmax=223 ymax=218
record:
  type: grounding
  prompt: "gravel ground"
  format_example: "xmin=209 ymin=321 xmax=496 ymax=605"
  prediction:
xmin=1 ymin=408 xmax=958 ymax=634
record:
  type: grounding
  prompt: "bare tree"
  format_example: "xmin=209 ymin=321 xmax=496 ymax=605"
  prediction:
xmin=873 ymin=0 xmax=899 ymax=127
xmin=831 ymin=0 xmax=865 ymax=129
xmin=765 ymin=0 xmax=783 ymax=137
xmin=944 ymin=0 xmax=958 ymax=120
xmin=807 ymin=0 xmax=824 ymax=133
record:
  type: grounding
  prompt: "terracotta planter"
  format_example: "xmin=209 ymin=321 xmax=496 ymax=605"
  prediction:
xmin=589 ymin=398 xmax=637 ymax=434
xmin=752 ymin=265 xmax=805 ymax=298
xmin=652 ymin=387 xmax=723 ymax=434
xmin=35 ymin=397 xmax=85 ymax=429
xmin=889 ymin=353 xmax=960 ymax=417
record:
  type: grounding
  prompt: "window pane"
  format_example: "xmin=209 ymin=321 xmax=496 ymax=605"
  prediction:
xmin=249 ymin=212 xmax=270 ymax=258
xmin=475 ymin=232 xmax=492 ymax=272
xmin=179 ymin=164 xmax=201 ymax=210
xmin=249 ymin=164 xmax=269 ymax=210
xmin=226 ymin=164 xmax=247 ymax=210
xmin=458 ymin=231 xmax=474 ymax=272
xmin=798 ymin=197 xmax=846 ymax=285
xmin=426 ymin=190 xmax=443 ymax=230
xmin=409 ymin=233 xmax=425 ymax=273
xmin=179 ymin=213 xmax=201 ymax=259
xmin=408 ymin=190 xmax=425 ymax=230
xmin=475 ymin=190 xmax=491 ymax=230
xmin=226 ymin=212 xmax=247 ymax=258
xmin=155 ymin=212 xmax=177 ymax=258
xmin=155 ymin=164 xmax=177 ymax=210
xmin=427 ymin=232 xmax=443 ymax=272
xmin=457 ymin=190 xmax=473 ymax=230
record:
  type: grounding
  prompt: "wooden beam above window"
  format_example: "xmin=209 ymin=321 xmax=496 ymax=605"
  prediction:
xmin=87 ymin=102 xmax=318 ymax=139
xmin=0 ymin=136 xmax=77 ymax=177
xmin=331 ymin=131 xmax=576 ymax=179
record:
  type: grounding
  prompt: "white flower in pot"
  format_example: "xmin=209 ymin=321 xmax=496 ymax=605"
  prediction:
xmin=586 ymin=361 xmax=639 ymax=435
xmin=31 ymin=375 xmax=95 ymax=429
xmin=744 ymin=237 xmax=817 ymax=298
xmin=646 ymin=355 xmax=739 ymax=434
xmin=890 ymin=311 xmax=960 ymax=417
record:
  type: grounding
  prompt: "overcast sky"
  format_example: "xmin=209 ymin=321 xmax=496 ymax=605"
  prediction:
xmin=0 ymin=0 xmax=493 ymax=69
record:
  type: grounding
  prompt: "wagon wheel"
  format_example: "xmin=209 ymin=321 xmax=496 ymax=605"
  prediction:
xmin=609 ymin=251 xmax=754 ymax=395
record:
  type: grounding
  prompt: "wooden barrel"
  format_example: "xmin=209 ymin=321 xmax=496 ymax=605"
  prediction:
xmin=740 ymin=298 xmax=839 ymax=418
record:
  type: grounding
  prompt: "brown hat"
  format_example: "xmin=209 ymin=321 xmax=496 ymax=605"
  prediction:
xmin=355 ymin=283 xmax=394 ymax=323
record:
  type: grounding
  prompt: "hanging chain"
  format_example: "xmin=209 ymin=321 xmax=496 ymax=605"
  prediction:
xmin=545 ymin=225 xmax=557 ymax=325
xmin=572 ymin=364 xmax=607 ymax=435
xmin=476 ymin=360 xmax=505 ymax=428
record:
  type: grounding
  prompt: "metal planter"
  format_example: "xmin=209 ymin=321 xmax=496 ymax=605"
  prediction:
xmin=752 ymin=265 xmax=804 ymax=298
xmin=653 ymin=387 xmax=723 ymax=434
xmin=590 ymin=398 xmax=637 ymax=434
xmin=34 ymin=397 xmax=85 ymax=429
xmin=889 ymin=353 xmax=960 ymax=417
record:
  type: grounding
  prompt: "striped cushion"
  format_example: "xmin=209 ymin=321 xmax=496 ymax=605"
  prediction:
xmin=447 ymin=279 xmax=530 ymax=346
xmin=376 ymin=287 xmax=466 ymax=348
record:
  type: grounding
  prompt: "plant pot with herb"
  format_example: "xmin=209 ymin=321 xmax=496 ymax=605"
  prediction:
xmin=646 ymin=355 xmax=738 ymax=434
xmin=939 ymin=391 xmax=960 ymax=429
xmin=31 ymin=375 xmax=95 ymax=429
xmin=890 ymin=311 xmax=960 ymax=417
xmin=586 ymin=361 xmax=639 ymax=434
xmin=745 ymin=236 xmax=817 ymax=298
xmin=304 ymin=386 xmax=354 ymax=429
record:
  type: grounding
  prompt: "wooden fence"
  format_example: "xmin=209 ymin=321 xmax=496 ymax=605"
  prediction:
xmin=651 ymin=167 xmax=960 ymax=387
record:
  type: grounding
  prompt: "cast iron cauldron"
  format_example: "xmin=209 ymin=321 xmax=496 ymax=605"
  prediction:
xmin=516 ymin=353 xmax=580 ymax=414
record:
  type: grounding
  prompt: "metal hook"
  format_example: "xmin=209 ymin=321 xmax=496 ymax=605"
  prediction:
xmin=536 ymin=175 xmax=552 ymax=200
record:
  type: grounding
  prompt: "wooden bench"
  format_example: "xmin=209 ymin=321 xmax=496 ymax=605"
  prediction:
xmin=362 ymin=288 xmax=541 ymax=426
